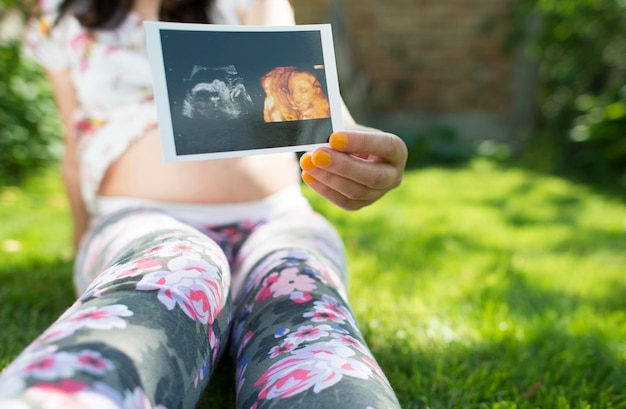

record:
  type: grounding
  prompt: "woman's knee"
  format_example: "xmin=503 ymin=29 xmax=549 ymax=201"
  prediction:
xmin=232 ymin=210 xmax=347 ymax=298
xmin=74 ymin=208 xmax=231 ymax=301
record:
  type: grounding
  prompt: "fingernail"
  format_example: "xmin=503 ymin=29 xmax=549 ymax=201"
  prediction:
xmin=312 ymin=150 xmax=332 ymax=167
xmin=300 ymin=153 xmax=316 ymax=171
xmin=330 ymin=133 xmax=348 ymax=149
xmin=302 ymin=172 xmax=315 ymax=183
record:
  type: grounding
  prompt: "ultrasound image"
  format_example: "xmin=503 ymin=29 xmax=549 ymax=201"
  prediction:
xmin=181 ymin=65 xmax=253 ymax=121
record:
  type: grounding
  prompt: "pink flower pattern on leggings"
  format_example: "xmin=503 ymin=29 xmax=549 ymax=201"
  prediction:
xmin=35 ymin=304 xmax=133 ymax=345
xmin=255 ymin=267 xmax=317 ymax=302
xmin=82 ymin=258 xmax=163 ymax=298
xmin=254 ymin=342 xmax=372 ymax=400
xmin=136 ymin=255 xmax=225 ymax=324
xmin=23 ymin=350 xmax=114 ymax=381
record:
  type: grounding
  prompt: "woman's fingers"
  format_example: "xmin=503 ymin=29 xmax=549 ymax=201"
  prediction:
xmin=301 ymin=168 xmax=371 ymax=210
xmin=299 ymin=130 xmax=408 ymax=210
xmin=329 ymin=131 xmax=407 ymax=167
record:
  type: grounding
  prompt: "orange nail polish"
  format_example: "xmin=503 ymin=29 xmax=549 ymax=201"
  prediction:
xmin=302 ymin=172 xmax=315 ymax=183
xmin=330 ymin=133 xmax=348 ymax=149
xmin=300 ymin=153 xmax=316 ymax=171
xmin=312 ymin=150 xmax=332 ymax=167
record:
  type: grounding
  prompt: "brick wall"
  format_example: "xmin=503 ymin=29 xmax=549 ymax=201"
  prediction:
xmin=292 ymin=0 xmax=529 ymax=145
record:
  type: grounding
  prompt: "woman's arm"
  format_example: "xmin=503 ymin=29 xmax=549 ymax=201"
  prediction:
xmin=46 ymin=69 xmax=88 ymax=249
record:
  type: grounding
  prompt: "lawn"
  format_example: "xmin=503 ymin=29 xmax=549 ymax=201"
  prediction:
xmin=1 ymin=159 xmax=626 ymax=408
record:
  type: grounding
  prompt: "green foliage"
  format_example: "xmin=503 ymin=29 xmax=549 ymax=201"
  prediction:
xmin=0 ymin=2 xmax=62 ymax=183
xmin=399 ymin=126 xmax=471 ymax=169
xmin=513 ymin=0 xmax=626 ymax=184
xmin=399 ymin=127 xmax=512 ymax=170
xmin=0 ymin=40 xmax=62 ymax=183
xmin=0 ymin=1 xmax=34 ymax=14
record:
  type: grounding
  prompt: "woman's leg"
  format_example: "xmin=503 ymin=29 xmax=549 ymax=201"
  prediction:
xmin=231 ymin=210 xmax=401 ymax=409
xmin=0 ymin=209 xmax=231 ymax=409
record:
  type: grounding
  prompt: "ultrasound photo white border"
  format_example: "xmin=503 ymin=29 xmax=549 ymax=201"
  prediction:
xmin=145 ymin=21 xmax=343 ymax=162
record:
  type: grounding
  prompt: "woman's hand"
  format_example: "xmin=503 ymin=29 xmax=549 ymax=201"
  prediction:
xmin=300 ymin=130 xmax=408 ymax=210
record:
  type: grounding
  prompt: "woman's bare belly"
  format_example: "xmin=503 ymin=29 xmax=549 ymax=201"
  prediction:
xmin=98 ymin=128 xmax=301 ymax=203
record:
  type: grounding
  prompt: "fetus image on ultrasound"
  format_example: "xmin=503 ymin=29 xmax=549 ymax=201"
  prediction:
xmin=261 ymin=66 xmax=331 ymax=122
xmin=181 ymin=65 xmax=253 ymax=120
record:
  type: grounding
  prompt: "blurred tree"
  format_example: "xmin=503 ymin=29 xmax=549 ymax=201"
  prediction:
xmin=513 ymin=0 xmax=626 ymax=185
xmin=0 ymin=0 xmax=62 ymax=183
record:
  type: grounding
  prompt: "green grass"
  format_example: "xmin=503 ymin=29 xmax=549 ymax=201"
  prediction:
xmin=2 ymin=159 xmax=626 ymax=408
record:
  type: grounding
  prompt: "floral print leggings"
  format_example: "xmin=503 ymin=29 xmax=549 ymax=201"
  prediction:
xmin=0 ymin=205 xmax=401 ymax=409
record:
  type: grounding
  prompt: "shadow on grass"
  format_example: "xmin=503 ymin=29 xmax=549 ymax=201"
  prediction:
xmin=505 ymin=135 xmax=626 ymax=204
xmin=0 ymin=257 xmax=75 ymax=360
xmin=383 ymin=323 xmax=626 ymax=408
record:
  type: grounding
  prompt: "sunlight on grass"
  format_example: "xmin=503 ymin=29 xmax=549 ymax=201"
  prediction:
xmin=2 ymin=159 xmax=626 ymax=408
xmin=0 ymin=170 xmax=72 ymax=262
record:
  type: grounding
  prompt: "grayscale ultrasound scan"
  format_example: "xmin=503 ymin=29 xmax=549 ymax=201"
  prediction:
xmin=181 ymin=65 xmax=253 ymax=120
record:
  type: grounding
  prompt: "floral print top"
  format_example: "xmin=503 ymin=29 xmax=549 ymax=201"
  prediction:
xmin=23 ymin=0 xmax=253 ymax=214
